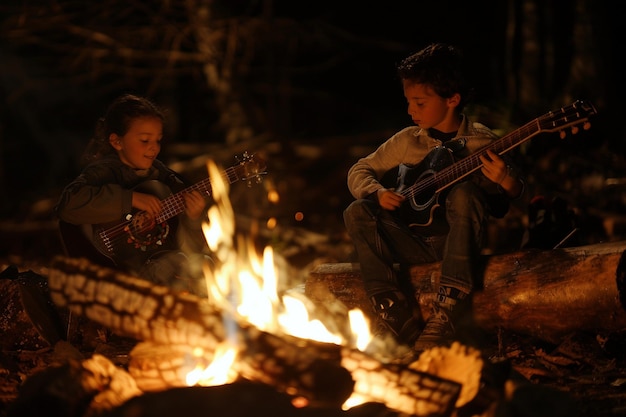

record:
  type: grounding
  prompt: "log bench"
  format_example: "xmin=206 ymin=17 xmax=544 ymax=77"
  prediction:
xmin=305 ymin=241 xmax=626 ymax=344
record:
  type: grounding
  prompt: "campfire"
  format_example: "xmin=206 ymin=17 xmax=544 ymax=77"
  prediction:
xmin=6 ymin=160 xmax=525 ymax=417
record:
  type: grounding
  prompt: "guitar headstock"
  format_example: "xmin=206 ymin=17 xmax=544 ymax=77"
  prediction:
xmin=538 ymin=99 xmax=597 ymax=139
xmin=234 ymin=151 xmax=268 ymax=186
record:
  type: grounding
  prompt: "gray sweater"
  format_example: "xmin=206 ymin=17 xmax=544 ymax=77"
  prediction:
xmin=347 ymin=115 xmax=510 ymax=200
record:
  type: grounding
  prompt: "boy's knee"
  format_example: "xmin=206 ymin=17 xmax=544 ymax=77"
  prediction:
xmin=447 ymin=182 xmax=475 ymax=203
xmin=344 ymin=199 xmax=375 ymax=224
xmin=446 ymin=183 xmax=485 ymax=214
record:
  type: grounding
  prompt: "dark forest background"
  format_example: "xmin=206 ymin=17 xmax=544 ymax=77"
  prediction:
xmin=1 ymin=0 xmax=624 ymax=263
xmin=3 ymin=4 xmax=626 ymax=416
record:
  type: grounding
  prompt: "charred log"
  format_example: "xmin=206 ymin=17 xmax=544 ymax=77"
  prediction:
xmin=340 ymin=347 xmax=461 ymax=416
xmin=6 ymin=352 xmax=141 ymax=417
xmin=47 ymin=257 xmax=354 ymax=405
xmin=98 ymin=381 xmax=406 ymax=417
xmin=46 ymin=256 xmax=464 ymax=416
xmin=47 ymin=257 xmax=228 ymax=350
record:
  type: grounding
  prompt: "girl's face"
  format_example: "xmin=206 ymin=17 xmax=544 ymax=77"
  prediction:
xmin=109 ymin=117 xmax=163 ymax=170
xmin=402 ymin=80 xmax=461 ymax=133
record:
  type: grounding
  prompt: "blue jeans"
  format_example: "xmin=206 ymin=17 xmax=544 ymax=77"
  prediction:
xmin=343 ymin=181 xmax=488 ymax=300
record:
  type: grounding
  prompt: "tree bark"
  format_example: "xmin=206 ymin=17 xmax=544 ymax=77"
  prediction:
xmin=306 ymin=241 xmax=626 ymax=344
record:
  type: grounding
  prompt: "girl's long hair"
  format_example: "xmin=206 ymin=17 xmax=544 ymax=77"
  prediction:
xmin=81 ymin=94 xmax=165 ymax=165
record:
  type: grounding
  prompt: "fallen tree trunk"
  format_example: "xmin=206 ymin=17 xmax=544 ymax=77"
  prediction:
xmin=306 ymin=241 xmax=626 ymax=344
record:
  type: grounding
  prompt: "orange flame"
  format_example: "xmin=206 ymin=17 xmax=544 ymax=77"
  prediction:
xmin=190 ymin=159 xmax=373 ymax=401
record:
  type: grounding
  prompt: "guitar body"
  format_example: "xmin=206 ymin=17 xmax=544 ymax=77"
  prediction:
xmin=60 ymin=181 xmax=180 ymax=269
xmin=396 ymin=146 xmax=455 ymax=230
xmin=100 ymin=181 xmax=180 ymax=265
xmin=58 ymin=220 xmax=119 ymax=269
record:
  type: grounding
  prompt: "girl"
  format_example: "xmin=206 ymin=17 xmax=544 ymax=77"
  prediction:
xmin=56 ymin=94 xmax=211 ymax=296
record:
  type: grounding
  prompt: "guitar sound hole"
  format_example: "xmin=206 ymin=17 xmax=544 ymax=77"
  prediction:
xmin=413 ymin=174 xmax=437 ymax=206
xmin=411 ymin=173 xmax=438 ymax=207
xmin=125 ymin=213 xmax=170 ymax=249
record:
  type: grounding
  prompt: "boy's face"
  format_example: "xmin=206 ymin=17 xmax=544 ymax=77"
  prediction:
xmin=109 ymin=116 xmax=163 ymax=170
xmin=402 ymin=80 xmax=461 ymax=133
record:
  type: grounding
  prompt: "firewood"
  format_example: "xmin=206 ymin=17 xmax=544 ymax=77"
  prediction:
xmin=47 ymin=257 xmax=227 ymax=351
xmin=47 ymin=257 xmax=353 ymax=404
xmin=98 ymin=381 xmax=375 ymax=417
xmin=340 ymin=347 xmax=461 ymax=417
xmin=46 ymin=256 xmax=464 ymax=416
xmin=126 ymin=342 xmax=205 ymax=391
xmin=5 ymin=353 xmax=141 ymax=417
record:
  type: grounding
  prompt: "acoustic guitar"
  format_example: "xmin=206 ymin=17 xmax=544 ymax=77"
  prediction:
xmin=59 ymin=151 xmax=267 ymax=268
xmin=395 ymin=99 xmax=597 ymax=229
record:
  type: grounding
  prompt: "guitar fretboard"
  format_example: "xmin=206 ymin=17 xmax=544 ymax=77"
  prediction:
xmin=156 ymin=168 xmax=240 ymax=223
xmin=433 ymin=119 xmax=541 ymax=191
xmin=403 ymin=100 xmax=596 ymax=198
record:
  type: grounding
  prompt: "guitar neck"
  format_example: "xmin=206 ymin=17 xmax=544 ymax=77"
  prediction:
xmin=394 ymin=101 xmax=595 ymax=228
xmin=433 ymin=119 xmax=540 ymax=190
xmin=430 ymin=100 xmax=596 ymax=191
xmin=155 ymin=168 xmax=240 ymax=223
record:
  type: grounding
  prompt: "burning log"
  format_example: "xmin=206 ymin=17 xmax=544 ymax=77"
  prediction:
xmin=340 ymin=347 xmax=461 ymax=416
xmin=306 ymin=240 xmax=626 ymax=344
xmin=6 ymin=351 xmax=142 ymax=417
xmin=99 ymin=381 xmax=348 ymax=417
xmin=46 ymin=257 xmax=226 ymax=349
xmin=97 ymin=381 xmax=419 ymax=417
xmin=46 ymin=257 xmax=352 ymax=404
xmin=46 ymin=256 xmax=464 ymax=416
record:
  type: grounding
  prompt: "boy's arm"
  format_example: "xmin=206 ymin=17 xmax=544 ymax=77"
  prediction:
xmin=480 ymin=149 xmax=525 ymax=199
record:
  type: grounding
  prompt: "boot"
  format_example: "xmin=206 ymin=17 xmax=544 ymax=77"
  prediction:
xmin=413 ymin=303 xmax=455 ymax=352
xmin=370 ymin=290 xmax=421 ymax=345
xmin=413 ymin=285 xmax=469 ymax=352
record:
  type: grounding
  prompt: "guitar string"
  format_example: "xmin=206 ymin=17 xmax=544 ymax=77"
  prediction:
xmin=98 ymin=167 xmax=236 ymax=245
xmin=97 ymin=162 xmax=254 ymax=251
xmin=400 ymin=118 xmax=538 ymax=200
xmin=400 ymin=106 xmax=582 ymax=201
xmin=402 ymin=105 xmax=588 ymax=200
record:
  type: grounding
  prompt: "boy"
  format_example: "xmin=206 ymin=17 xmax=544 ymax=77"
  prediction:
xmin=343 ymin=43 xmax=524 ymax=353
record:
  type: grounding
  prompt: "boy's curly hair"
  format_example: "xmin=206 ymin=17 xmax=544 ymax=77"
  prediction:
xmin=397 ymin=43 xmax=473 ymax=110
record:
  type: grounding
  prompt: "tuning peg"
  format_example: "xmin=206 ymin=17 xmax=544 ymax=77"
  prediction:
xmin=560 ymin=130 xmax=567 ymax=139
xmin=236 ymin=152 xmax=253 ymax=165
xmin=583 ymin=122 xmax=591 ymax=130
xmin=571 ymin=126 xmax=579 ymax=135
